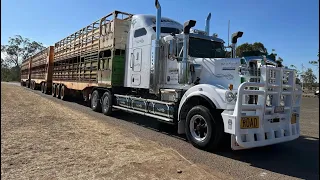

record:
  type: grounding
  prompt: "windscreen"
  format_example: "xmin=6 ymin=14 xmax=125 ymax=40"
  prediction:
xmin=188 ymin=37 xmax=226 ymax=58
xmin=152 ymin=27 xmax=181 ymax=34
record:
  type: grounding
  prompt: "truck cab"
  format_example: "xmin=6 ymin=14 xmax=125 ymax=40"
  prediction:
xmin=117 ymin=1 xmax=302 ymax=151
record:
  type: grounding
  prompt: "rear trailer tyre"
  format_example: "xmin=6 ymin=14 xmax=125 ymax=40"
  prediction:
xmin=101 ymin=91 xmax=112 ymax=116
xmin=185 ymin=105 xmax=224 ymax=151
xmin=91 ymin=90 xmax=102 ymax=112
xmin=41 ymin=83 xmax=44 ymax=93
xmin=60 ymin=86 xmax=67 ymax=100
xmin=43 ymin=83 xmax=48 ymax=94
xmin=56 ymin=85 xmax=61 ymax=98
xmin=52 ymin=85 xmax=56 ymax=97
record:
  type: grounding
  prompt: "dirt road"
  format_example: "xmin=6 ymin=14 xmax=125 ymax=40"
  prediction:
xmin=2 ymin=82 xmax=319 ymax=180
xmin=1 ymin=83 xmax=225 ymax=180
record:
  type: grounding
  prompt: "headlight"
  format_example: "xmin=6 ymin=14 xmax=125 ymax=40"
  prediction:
xmin=266 ymin=95 xmax=272 ymax=106
xmin=225 ymin=91 xmax=236 ymax=102
xmin=280 ymin=95 xmax=285 ymax=106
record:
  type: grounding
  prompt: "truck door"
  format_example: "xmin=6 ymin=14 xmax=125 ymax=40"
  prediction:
xmin=132 ymin=48 xmax=142 ymax=72
xmin=130 ymin=27 xmax=147 ymax=87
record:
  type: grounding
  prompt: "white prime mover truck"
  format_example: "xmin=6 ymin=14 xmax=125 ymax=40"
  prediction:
xmin=26 ymin=0 xmax=302 ymax=151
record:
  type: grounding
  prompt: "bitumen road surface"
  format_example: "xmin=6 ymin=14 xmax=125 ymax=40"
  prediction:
xmin=5 ymin=82 xmax=319 ymax=180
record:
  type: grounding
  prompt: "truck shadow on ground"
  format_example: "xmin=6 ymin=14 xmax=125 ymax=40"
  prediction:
xmin=110 ymin=110 xmax=319 ymax=180
xmin=220 ymin=136 xmax=319 ymax=180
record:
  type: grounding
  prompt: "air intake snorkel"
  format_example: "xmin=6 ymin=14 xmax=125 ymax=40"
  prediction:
xmin=149 ymin=0 xmax=162 ymax=94
xmin=231 ymin=31 xmax=243 ymax=58
xmin=178 ymin=20 xmax=196 ymax=84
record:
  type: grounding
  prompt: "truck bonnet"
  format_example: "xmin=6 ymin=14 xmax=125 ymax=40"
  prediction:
xmin=192 ymin=57 xmax=242 ymax=90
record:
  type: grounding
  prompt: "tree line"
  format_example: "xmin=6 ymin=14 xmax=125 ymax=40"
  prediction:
xmin=1 ymin=35 xmax=318 ymax=90
xmin=1 ymin=35 xmax=45 ymax=82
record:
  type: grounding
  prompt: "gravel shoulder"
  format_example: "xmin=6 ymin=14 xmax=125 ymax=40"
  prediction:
xmin=1 ymin=83 xmax=225 ymax=180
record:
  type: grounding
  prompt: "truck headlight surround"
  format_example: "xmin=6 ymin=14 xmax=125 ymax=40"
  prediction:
xmin=280 ymin=95 xmax=285 ymax=106
xmin=266 ymin=95 xmax=272 ymax=106
xmin=225 ymin=91 xmax=236 ymax=102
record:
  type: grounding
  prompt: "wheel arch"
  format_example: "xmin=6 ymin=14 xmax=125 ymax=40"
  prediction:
xmin=177 ymin=86 xmax=225 ymax=134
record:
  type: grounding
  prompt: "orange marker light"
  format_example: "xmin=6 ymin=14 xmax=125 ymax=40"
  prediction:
xmin=229 ymin=84 xmax=233 ymax=90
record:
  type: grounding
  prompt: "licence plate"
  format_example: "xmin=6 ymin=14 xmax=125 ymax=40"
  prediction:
xmin=291 ymin=114 xmax=297 ymax=124
xmin=240 ymin=116 xmax=259 ymax=129
xmin=274 ymin=106 xmax=284 ymax=113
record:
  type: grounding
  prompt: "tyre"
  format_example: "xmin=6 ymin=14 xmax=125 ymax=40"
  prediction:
xmin=101 ymin=91 xmax=112 ymax=115
xmin=56 ymin=85 xmax=61 ymax=98
xmin=91 ymin=90 xmax=102 ymax=112
xmin=185 ymin=105 xmax=224 ymax=151
xmin=52 ymin=84 xmax=56 ymax=97
xmin=41 ymin=83 xmax=44 ymax=93
xmin=60 ymin=86 xmax=67 ymax=100
xmin=43 ymin=83 xmax=48 ymax=94
xmin=31 ymin=82 xmax=35 ymax=90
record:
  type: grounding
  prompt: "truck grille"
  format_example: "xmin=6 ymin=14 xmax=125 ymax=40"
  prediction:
xmin=231 ymin=65 xmax=302 ymax=149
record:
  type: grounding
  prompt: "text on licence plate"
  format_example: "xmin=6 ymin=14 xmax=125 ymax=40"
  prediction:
xmin=274 ymin=106 xmax=284 ymax=113
xmin=240 ymin=116 xmax=259 ymax=129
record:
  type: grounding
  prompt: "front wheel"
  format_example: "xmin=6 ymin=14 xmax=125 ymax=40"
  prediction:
xmin=185 ymin=105 xmax=224 ymax=151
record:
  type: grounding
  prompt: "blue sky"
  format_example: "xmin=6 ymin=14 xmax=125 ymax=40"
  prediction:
xmin=1 ymin=0 xmax=319 ymax=76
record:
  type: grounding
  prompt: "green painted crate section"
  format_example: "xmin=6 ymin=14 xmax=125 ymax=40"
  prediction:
xmin=111 ymin=55 xmax=125 ymax=86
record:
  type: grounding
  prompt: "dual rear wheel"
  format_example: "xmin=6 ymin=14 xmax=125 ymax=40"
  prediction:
xmin=41 ymin=83 xmax=48 ymax=94
xmin=52 ymin=84 xmax=67 ymax=100
xmin=91 ymin=90 xmax=112 ymax=116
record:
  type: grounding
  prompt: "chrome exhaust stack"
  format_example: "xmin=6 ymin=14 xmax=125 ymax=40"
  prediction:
xmin=205 ymin=13 xmax=211 ymax=35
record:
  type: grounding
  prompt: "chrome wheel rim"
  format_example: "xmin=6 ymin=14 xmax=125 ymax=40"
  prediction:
xmin=103 ymin=96 xmax=109 ymax=112
xmin=92 ymin=93 xmax=98 ymax=108
xmin=189 ymin=115 xmax=208 ymax=142
xmin=56 ymin=87 xmax=59 ymax=96
xmin=61 ymin=87 xmax=64 ymax=98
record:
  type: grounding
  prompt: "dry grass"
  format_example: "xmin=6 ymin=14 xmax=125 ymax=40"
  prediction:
xmin=1 ymin=83 xmax=220 ymax=180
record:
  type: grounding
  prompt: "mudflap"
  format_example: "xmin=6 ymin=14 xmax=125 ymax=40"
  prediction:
xmin=231 ymin=135 xmax=248 ymax=151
